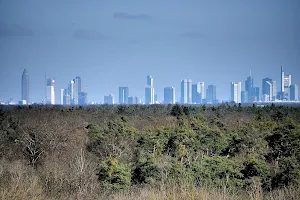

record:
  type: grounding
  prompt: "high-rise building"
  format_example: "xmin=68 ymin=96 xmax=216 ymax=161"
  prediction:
xmin=104 ymin=95 xmax=114 ymax=104
xmin=164 ymin=87 xmax=176 ymax=104
xmin=262 ymin=78 xmax=273 ymax=101
xmin=241 ymin=91 xmax=248 ymax=103
xmin=46 ymin=78 xmax=55 ymax=104
xmin=206 ymin=85 xmax=217 ymax=104
xmin=290 ymin=84 xmax=299 ymax=101
xmin=253 ymin=87 xmax=260 ymax=102
xmin=230 ymin=82 xmax=242 ymax=103
xmin=60 ymin=89 xmax=64 ymax=105
xmin=79 ymin=92 xmax=88 ymax=105
xmin=245 ymin=71 xmax=253 ymax=103
xmin=73 ymin=76 xmax=81 ymax=105
xmin=284 ymin=74 xmax=292 ymax=100
xmin=145 ymin=75 xmax=154 ymax=104
xmin=281 ymin=66 xmax=284 ymax=93
xmin=272 ymin=80 xmax=277 ymax=101
xmin=192 ymin=83 xmax=201 ymax=103
xmin=21 ymin=69 xmax=29 ymax=104
xmin=68 ymin=80 xmax=75 ymax=104
xmin=119 ymin=87 xmax=129 ymax=104
xmin=61 ymin=89 xmax=70 ymax=105
xmin=181 ymin=79 xmax=192 ymax=104
xmin=199 ymin=82 xmax=205 ymax=100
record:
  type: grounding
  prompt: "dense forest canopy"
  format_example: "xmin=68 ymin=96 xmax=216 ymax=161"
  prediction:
xmin=0 ymin=104 xmax=300 ymax=199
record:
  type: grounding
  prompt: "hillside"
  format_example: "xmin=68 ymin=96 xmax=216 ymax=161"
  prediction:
xmin=0 ymin=104 xmax=300 ymax=200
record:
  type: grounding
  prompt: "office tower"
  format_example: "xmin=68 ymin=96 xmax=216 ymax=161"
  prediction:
xmin=21 ymin=69 xmax=29 ymax=104
xmin=281 ymin=66 xmax=284 ymax=93
xmin=253 ymin=87 xmax=260 ymax=102
xmin=230 ymin=82 xmax=242 ymax=103
xmin=61 ymin=89 xmax=70 ymax=105
xmin=192 ymin=82 xmax=201 ymax=103
xmin=119 ymin=87 xmax=129 ymax=104
xmin=199 ymin=82 xmax=205 ymax=100
xmin=104 ymin=95 xmax=114 ymax=104
xmin=290 ymin=84 xmax=298 ymax=101
xmin=181 ymin=79 xmax=192 ymax=104
xmin=284 ymin=74 xmax=292 ymax=100
xmin=46 ymin=78 xmax=55 ymax=104
xmin=272 ymin=81 xmax=277 ymax=101
xmin=206 ymin=85 xmax=217 ymax=104
xmin=68 ymin=80 xmax=75 ymax=104
xmin=154 ymin=94 xmax=158 ymax=103
xmin=262 ymin=78 xmax=273 ymax=101
xmin=245 ymin=71 xmax=253 ymax=103
xmin=79 ymin=92 xmax=88 ymax=105
xmin=145 ymin=75 xmax=154 ymax=104
xmin=73 ymin=76 xmax=81 ymax=105
xmin=241 ymin=91 xmax=248 ymax=103
xmin=164 ymin=87 xmax=176 ymax=104
xmin=60 ymin=89 xmax=64 ymax=105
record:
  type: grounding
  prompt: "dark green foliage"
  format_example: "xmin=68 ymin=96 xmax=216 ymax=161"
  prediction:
xmin=97 ymin=158 xmax=131 ymax=190
xmin=1 ymin=104 xmax=300 ymax=193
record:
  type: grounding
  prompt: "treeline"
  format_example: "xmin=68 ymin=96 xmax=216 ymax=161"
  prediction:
xmin=0 ymin=104 xmax=300 ymax=199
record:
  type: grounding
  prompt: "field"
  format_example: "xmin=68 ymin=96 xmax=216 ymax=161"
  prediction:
xmin=0 ymin=104 xmax=300 ymax=199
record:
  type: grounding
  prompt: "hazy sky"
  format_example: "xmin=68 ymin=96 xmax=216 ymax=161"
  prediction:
xmin=0 ymin=0 xmax=299 ymax=103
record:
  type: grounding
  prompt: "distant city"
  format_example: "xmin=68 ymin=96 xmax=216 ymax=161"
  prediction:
xmin=1 ymin=66 xmax=299 ymax=106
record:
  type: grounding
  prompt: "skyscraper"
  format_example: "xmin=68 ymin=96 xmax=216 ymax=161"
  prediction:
xmin=119 ymin=87 xmax=129 ymax=104
xmin=192 ymin=83 xmax=201 ymax=103
xmin=206 ymin=85 xmax=217 ymax=104
xmin=281 ymin=66 xmax=284 ymax=93
xmin=290 ymin=84 xmax=298 ymax=101
xmin=79 ymin=92 xmax=88 ymax=105
xmin=284 ymin=74 xmax=292 ymax=100
xmin=21 ymin=69 xmax=29 ymax=104
xmin=60 ymin=89 xmax=64 ymax=105
xmin=128 ymin=96 xmax=140 ymax=104
xmin=272 ymin=80 xmax=277 ymax=101
xmin=253 ymin=87 xmax=260 ymax=102
xmin=46 ymin=78 xmax=55 ymax=104
xmin=230 ymin=82 xmax=242 ymax=103
xmin=199 ymin=82 xmax=205 ymax=100
xmin=245 ymin=71 xmax=253 ymax=103
xmin=73 ymin=76 xmax=81 ymax=105
xmin=241 ymin=91 xmax=248 ymax=103
xmin=145 ymin=75 xmax=154 ymax=104
xmin=164 ymin=87 xmax=176 ymax=104
xmin=68 ymin=80 xmax=75 ymax=104
xmin=262 ymin=78 xmax=273 ymax=101
xmin=181 ymin=79 xmax=192 ymax=104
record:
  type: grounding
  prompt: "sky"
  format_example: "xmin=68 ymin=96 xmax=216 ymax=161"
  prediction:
xmin=0 ymin=0 xmax=299 ymax=103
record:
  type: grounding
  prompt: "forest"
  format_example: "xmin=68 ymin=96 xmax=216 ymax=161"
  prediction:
xmin=0 ymin=104 xmax=300 ymax=200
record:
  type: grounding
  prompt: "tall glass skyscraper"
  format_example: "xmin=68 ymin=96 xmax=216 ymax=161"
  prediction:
xmin=230 ymin=82 xmax=242 ymax=103
xmin=245 ymin=71 xmax=253 ymax=103
xmin=181 ymin=79 xmax=192 ymax=104
xmin=206 ymin=85 xmax=217 ymax=104
xmin=145 ymin=75 xmax=154 ymax=104
xmin=164 ymin=87 xmax=176 ymax=104
xmin=21 ymin=69 xmax=29 ymax=104
xmin=119 ymin=87 xmax=129 ymax=104
xmin=262 ymin=78 xmax=273 ymax=101
xmin=74 ymin=76 xmax=81 ymax=105
xmin=192 ymin=83 xmax=201 ymax=103
xmin=46 ymin=78 xmax=55 ymax=104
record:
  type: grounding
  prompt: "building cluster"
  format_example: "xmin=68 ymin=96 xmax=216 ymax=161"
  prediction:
xmin=230 ymin=66 xmax=298 ymax=104
xmin=1 ymin=66 xmax=298 ymax=106
xmin=60 ymin=77 xmax=88 ymax=105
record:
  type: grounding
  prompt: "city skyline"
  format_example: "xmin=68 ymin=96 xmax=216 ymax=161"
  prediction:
xmin=1 ymin=1 xmax=299 ymax=103
xmin=1 ymin=66 xmax=300 ymax=105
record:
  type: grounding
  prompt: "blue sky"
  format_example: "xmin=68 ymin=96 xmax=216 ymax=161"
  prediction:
xmin=0 ymin=0 xmax=299 ymax=103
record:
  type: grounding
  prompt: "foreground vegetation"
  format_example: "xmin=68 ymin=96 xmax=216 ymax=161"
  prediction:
xmin=0 ymin=104 xmax=300 ymax=199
